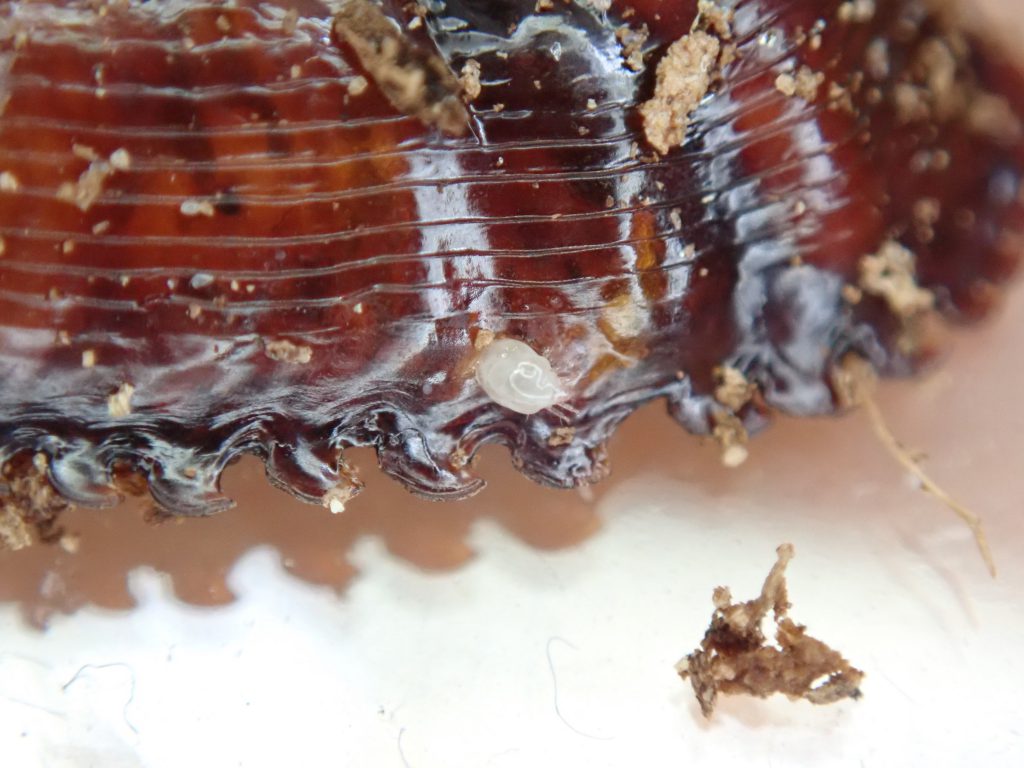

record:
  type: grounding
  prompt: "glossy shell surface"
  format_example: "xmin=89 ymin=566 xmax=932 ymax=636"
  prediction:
xmin=0 ymin=0 xmax=1022 ymax=517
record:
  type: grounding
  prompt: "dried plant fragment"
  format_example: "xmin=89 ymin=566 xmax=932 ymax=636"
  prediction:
xmin=832 ymin=355 xmax=996 ymax=576
xmin=334 ymin=0 xmax=468 ymax=135
xmin=713 ymin=366 xmax=755 ymax=411
xmin=677 ymin=544 xmax=864 ymax=718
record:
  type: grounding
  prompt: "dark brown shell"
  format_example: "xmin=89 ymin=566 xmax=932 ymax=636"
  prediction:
xmin=0 ymin=0 xmax=1022 ymax=521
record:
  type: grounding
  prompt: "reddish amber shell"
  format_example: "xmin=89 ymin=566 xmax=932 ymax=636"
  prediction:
xmin=0 ymin=0 xmax=1022 ymax=518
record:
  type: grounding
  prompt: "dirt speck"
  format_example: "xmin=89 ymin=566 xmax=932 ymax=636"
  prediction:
xmin=775 ymin=66 xmax=825 ymax=102
xmin=473 ymin=328 xmax=495 ymax=351
xmin=348 ymin=74 xmax=369 ymax=96
xmin=57 ymin=148 xmax=130 ymax=212
xmin=0 ymin=170 xmax=21 ymax=191
xmin=334 ymin=0 xmax=468 ymax=135
xmin=837 ymin=0 xmax=875 ymax=24
xmin=711 ymin=410 xmax=749 ymax=468
xmin=180 ymin=198 xmax=216 ymax=218
xmin=459 ymin=59 xmax=482 ymax=101
xmin=858 ymin=240 xmax=935 ymax=318
xmin=264 ymin=338 xmax=313 ymax=365
xmin=713 ymin=366 xmax=755 ymax=412
xmin=107 ymin=383 xmax=135 ymax=418
xmin=615 ymin=22 xmax=650 ymax=72
xmin=548 ymin=426 xmax=576 ymax=447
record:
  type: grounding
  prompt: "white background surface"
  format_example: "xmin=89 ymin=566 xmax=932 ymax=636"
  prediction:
xmin=3 ymin=1 xmax=1024 ymax=764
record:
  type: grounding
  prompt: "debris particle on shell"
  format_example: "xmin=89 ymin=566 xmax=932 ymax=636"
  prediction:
xmin=640 ymin=31 xmax=721 ymax=154
xmin=334 ymin=0 xmax=469 ymax=135
xmin=107 ymin=383 xmax=135 ymax=418
xmin=263 ymin=339 xmax=314 ymax=365
xmin=858 ymin=241 xmax=936 ymax=318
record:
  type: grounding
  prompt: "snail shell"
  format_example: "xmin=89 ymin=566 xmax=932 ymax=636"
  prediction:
xmin=0 ymin=0 xmax=1022 ymax=522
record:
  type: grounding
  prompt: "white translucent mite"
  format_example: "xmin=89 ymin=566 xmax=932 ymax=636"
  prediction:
xmin=475 ymin=338 xmax=562 ymax=415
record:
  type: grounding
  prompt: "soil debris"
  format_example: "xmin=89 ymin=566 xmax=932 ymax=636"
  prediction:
xmin=548 ymin=426 xmax=576 ymax=447
xmin=858 ymin=240 xmax=935 ymax=318
xmin=711 ymin=409 xmax=749 ymax=468
xmin=1 ymin=453 xmax=69 ymax=551
xmin=263 ymin=338 xmax=313 ymax=364
xmin=615 ymin=22 xmax=649 ymax=72
xmin=639 ymin=2 xmax=733 ymax=154
xmin=677 ymin=544 xmax=864 ymax=718
xmin=334 ymin=0 xmax=468 ymax=135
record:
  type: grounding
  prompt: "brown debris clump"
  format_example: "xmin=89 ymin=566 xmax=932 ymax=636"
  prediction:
xmin=710 ymin=365 xmax=757 ymax=468
xmin=713 ymin=365 xmax=755 ymax=412
xmin=615 ymin=22 xmax=650 ymax=72
xmin=1 ymin=453 xmax=70 ymax=551
xmin=858 ymin=240 xmax=935 ymax=319
xmin=547 ymin=426 xmax=576 ymax=447
xmin=967 ymin=92 xmax=1023 ymax=144
xmin=640 ymin=32 xmax=721 ymax=155
xmin=639 ymin=2 xmax=733 ymax=155
xmin=334 ymin=0 xmax=468 ymax=136
xmin=710 ymin=409 xmax=749 ymax=469
xmin=459 ymin=58 xmax=482 ymax=101
xmin=856 ymin=240 xmax=947 ymax=360
xmin=677 ymin=544 xmax=864 ymax=718
xmin=774 ymin=66 xmax=825 ymax=102
xmin=885 ymin=26 xmax=1021 ymax=143
xmin=56 ymin=147 xmax=131 ymax=212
